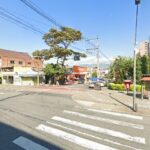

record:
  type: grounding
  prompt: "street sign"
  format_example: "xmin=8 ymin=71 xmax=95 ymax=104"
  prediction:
xmin=135 ymin=0 xmax=140 ymax=5
xmin=74 ymin=54 xmax=80 ymax=61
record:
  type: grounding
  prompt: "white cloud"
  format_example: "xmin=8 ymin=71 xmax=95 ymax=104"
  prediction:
xmin=44 ymin=55 xmax=114 ymax=67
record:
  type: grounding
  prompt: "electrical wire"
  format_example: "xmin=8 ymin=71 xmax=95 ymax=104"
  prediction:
xmin=20 ymin=0 xmax=63 ymax=28
xmin=20 ymin=0 xmax=110 ymax=61
xmin=19 ymin=0 xmax=87 ymax=53
xmin=0 ymin=6 xmax=45 ymax=35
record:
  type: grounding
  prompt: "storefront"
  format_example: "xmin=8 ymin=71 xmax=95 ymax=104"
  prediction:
xmin=0 ymin=67 xmax=44 ymax=86
xmin=72 ymin=66 xmax=88 ymax=83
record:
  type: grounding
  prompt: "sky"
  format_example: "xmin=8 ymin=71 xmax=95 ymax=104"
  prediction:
xmin=0 ymin=0 xmax=149 ymax=65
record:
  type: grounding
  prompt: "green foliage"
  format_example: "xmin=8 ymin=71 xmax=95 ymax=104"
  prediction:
xmin=129 ymin=84 xmax=142 ymax=92
xmin=32 ymin=27 xmax=86 ymax=67
xmin=108 ymin=83 xmax=125 ymax=91
xmin=92 ymin=72 xmax=97 ymax=78
xmin=108 ymin=55 xmax=150 ymax=84
xmin=32 ymin=49 xmax=53 ymax=60
xmin=44 ymin=63 xmax=66 ymax=77
xmin=42 ymin=27 xmax=86 ymax=66
xmin=140 ymin=55 xmax=150 ymax=74
xmin=108 ymin=56 xmax=133 ymax=83
xmin=108 ymin=83 xmax=142 ymax=92
xmin=136 ymin=57 xmax=142 ymax=84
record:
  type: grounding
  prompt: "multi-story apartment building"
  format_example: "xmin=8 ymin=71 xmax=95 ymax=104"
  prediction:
xmin=0 ymin=49 xmax=43 ymax=85
xmin=138 ymin=41 xmax=149 ymax=56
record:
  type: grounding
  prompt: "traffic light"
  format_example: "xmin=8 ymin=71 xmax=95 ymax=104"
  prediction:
xmin=135 ymin=0 xmax=140 ymax=5
xmin=74 ymin=54 xmax=80 ymax=61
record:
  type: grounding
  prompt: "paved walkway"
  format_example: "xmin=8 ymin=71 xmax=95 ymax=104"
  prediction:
xmin=72 ymin=86 xmax=150 ymax=116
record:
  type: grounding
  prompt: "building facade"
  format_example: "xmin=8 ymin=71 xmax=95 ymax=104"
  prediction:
xmin=0 ymin=49 xmax=43 ymax=85
xmin=138 ymin=41 xmax=149 ymax=56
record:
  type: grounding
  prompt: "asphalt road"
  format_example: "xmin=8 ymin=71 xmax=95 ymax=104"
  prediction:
xmin=0 ymin=85 xmax=150 ymax=150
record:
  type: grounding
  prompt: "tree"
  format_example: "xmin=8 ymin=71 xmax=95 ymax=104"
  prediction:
xmin=32 ymin=49 xmax=53 ymax=60
xmin=136 ymin=56 xmax=142 ymax=83
xmin=108 ymin=56 xmax=133 ymax=83
xmin=32 ymin=27 xmax=86 ymax=84
xmin=33 ymin=27 xmax=86 ymax=67
xmin=44 ymin=63 xmax=66 ymax=84
xmin=140 ymin=55 xmax=150 ymax=74
xmin=92 ymin=72 xmax=97 ymax=78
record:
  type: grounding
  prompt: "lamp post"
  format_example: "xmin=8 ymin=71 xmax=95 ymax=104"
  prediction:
xmin=133 ymin=0 xmax=141 ymax=111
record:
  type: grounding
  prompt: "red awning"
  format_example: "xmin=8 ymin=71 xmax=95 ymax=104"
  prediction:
xmin=141 ymin=77 xmax=150 ymax=81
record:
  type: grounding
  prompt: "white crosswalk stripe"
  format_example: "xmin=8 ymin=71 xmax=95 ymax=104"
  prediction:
xmin=52 ymin=116 xmax=145 ymax=144
xmin=35 ymin=109 xmax=146 ymax=150
xmin=88 ymin=109 xmax=143 ymax=120
xmin=36 ymin=124 xmax=118 ymax=150
xmin=47 ymin=122 xmax=143 ymax=150
xmin=13 ymin=136 xmax=49 ymax=150
xmin=63 ymin=110 xmax=144 ymax=129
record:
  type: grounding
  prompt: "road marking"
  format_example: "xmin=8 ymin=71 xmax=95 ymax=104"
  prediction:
xmin=47 ymin=121 xmax=142 ymax=150
xmin=88 ymin=109 xmax=143 ymax=120
xmin=64 ymin=110 xmax=144 ymax=130
xmin=52 ymin=116 xmax=145 ymax=144
xmin=36 ymin=124 xmax=117 ymax=150
xmin=75 ymin=100 xmax=95 ymax=107
xmin=13 ymin=136 xmax=49 ymax=150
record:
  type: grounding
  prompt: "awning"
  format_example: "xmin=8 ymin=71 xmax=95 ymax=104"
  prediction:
xmin=18 ymin=70 xmax=44 ymax=77
xmin=141 ymin=77 xmax=150 ymax=81
xmin=73 ymin=72 xmax=87 ymax=75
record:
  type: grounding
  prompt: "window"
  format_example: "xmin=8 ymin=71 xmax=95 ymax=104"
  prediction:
xmin=10 ymin=60 xmax=15 ymax=64
xmin=28 ymin=62 xmax=31 ymax=65
xmin=19 ymin=61 xmax=23 ymax=65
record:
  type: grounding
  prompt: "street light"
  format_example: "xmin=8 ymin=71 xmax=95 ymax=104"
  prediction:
xmin=133 ymin=0 xmax=141 ymax=112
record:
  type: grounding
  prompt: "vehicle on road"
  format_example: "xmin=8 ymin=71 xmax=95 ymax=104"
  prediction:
xmin=88 ymin=77 xmax=106 ymax=89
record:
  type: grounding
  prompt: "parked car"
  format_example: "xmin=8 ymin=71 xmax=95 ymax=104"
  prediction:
xmin=98 ymin=79 xmax=106 ymax=87
xmin=88 ymin=77 xmax=106 ymax=88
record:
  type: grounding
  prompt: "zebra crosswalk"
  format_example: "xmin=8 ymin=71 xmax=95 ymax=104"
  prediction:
xmin=35 ymin=108 xmax=146 ymax=150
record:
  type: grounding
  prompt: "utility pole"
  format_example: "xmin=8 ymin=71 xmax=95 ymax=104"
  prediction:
xmin=33 ymin=56 xmax=41 ymax=86
xmin=86 ymin=37 xmax=100 ymax=78
xmin=133 ymin=0 xmax=141 ymax=112
xmin=96 ymin=38 xmax=100 ymax=78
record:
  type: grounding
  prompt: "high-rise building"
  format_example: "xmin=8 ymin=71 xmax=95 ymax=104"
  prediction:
xmin=148 ymin=37 xmax=150 ymax=55
xmin=138 ymin=41 xmax=149 ymax=56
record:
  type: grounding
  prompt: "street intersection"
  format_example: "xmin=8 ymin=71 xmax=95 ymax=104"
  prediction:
xmin=0 ymin=84 xmax=150 ymax=150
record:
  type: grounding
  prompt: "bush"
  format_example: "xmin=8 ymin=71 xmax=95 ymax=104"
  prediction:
xmin=108 ymin=83 xmax=143 ymax=92
xmin=130 ymin=84 xmax=142 ymax=92
xmin=108 ymin=83 xmax=115 ymax=90
xmin=108 ymin=83 xmax=125 ymax=91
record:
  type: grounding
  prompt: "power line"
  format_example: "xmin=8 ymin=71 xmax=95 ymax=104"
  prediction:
xmin=0 ymin=6 xmax=45 ymax=35
xmin=84 ymin=37 xmax=111 ymax=63
xmin=20 ymin=0 xmax=63 ymax=28
xmin=20 ymin=0 xmax=110 ymax=61
xmin=19 ymin=0 xmax=89 ymax=52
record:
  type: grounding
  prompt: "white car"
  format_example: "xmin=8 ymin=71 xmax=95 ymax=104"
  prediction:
xmin=89 ymin=82 xmax=95 ymax=88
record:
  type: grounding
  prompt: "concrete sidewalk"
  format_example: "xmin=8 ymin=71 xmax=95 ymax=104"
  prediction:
xmin=72 ymin=86 xmax=150 ymax=116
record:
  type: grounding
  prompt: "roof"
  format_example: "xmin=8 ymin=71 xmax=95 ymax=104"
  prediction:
xmin=0 ymin=49 xmax=32 ymax=60
xmin=141 ymin=77 xmax=150 ymax=81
